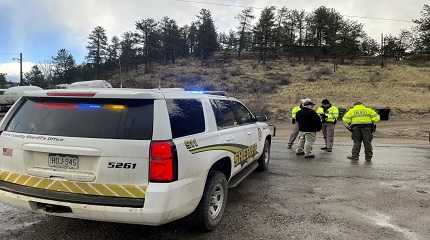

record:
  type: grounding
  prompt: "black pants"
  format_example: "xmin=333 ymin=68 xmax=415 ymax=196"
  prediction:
xmin=351 ymin=125 xmax=373 ymax=160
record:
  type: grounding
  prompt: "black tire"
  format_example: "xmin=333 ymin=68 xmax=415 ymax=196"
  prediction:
xmin=257 ymin=139 xmax=271 ymax=171
xmin=193 ymin=171 xmax=228 ymax=232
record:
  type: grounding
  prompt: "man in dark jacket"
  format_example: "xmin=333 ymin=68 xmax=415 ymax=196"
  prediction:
xmin=295 ymin=100 xmax=322 ymax=158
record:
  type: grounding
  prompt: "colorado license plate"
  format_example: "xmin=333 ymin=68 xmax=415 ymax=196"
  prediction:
xmin=48 ymin=154 xmax=79 ymax=169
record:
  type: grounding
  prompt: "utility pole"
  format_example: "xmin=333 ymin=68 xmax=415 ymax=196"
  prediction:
xmin=19 ymin=53 xmax=23 ymax=85
xmin=12 ymin=53 xmax=24 ymax=85
xmin=381 ymin=34 xmax=385 ymax=69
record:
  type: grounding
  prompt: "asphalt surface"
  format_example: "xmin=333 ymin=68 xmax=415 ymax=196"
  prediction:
xmin=1 ymin=138 xmax=429 ymax=240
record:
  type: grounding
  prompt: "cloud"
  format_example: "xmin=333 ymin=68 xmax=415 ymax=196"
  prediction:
xmin=0 ymin=62 xmax=35 ymax=82
xmin=0 ymin=0 xmax=426 ymax=62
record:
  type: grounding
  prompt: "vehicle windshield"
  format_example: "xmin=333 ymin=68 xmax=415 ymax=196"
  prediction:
xmin=5 ymin=97 xmax=154 ymax=140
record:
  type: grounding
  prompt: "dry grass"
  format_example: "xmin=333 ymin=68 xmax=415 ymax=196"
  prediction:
xmin=108 ymin=59 xmax=430 ymax=121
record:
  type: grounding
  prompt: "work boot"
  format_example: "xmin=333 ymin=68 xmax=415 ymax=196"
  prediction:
xmin=296 ymin=151 xmax=305 ymax=156
xmin=321 ymin=147 xmax=328 ymax=150
xmin=365 ymin=158 xmax=372 ymax=162
xmin=327 ymin=148 xmax=332 ymax=152
xmin=305 ymin=155 xmax=315 ymax=159
xmin=347 ymin=156 xmax=359 ymax=161
xmin=287 ymin=144 xmax=293 ymax=149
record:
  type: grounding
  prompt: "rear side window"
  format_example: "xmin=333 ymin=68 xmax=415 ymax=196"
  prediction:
xmin=210 ymin=100 xmax=236 ymax=128
xmin=5 ymin=98 xmax=154 ymax=140
xmin=166 ymin=99 xmax=205 ymax=138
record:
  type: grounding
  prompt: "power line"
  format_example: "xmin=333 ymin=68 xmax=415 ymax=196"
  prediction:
xmin=173 ymin=0 xmax=414 ymax=23
xmin=343 ymin=15 xmax=412 ymax=23
xmin=174 ymin=0 xmax=265 ymax=9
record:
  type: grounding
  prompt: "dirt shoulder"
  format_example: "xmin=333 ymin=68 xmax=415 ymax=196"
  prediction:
xmin=273 ymin=119 xmax=430 ymax=146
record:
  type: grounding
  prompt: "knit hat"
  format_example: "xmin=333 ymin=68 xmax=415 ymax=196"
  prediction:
xmin=322 ymin=99 xmax=330 ymax=105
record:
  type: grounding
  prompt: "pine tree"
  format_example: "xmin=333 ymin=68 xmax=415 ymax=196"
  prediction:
xmin=52 ymin=49 xmax=76 ymax=85
xmin=253 ymin=6 xmax=276 ymax=63
xmin=237 ymin=8 xmax=255 ymax=57
xmin=135 ymin=18 xmax=159 ymax=73
xmin=414 ymin=4 xmax=430 ymax=54
xmin=294 ymin=10 xmax=306 ymax=47
xmin=24 ymin=65 xmax=47 ymax=88
xmin=189 ymin=22 xmax=199 ymax=55
xmin=107 ymin=36 xmax=121 ymax=67
xmin=196 ymin=9 xmax=218 ymax=60
xmin=120 ymin=32 xmax=138 ymax=72
xmin=0 ymin=73 xmax=7 ymax=88
xmin=87 ymin=26 xmax=108 ymax=78
xmin=159 ymin=17 xmax=181 ymax=64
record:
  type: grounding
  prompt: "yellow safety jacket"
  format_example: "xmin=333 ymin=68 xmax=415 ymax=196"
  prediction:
xmin=343 ymin=104 xmax=380 ymax=126
xmin=291 ymin=106 xmax=301 ymax=120
xmin=316 ymin=105 xmax=339 ymax=123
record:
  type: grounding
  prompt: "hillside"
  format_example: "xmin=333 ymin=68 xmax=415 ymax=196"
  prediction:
xmin=107 ymin=59 xmax=430 ymax=121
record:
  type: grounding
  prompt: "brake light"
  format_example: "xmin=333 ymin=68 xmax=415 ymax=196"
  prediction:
xmin=47 ymin=92 xmax=96 ymax=97
xmin=149 ymin=141 xmax=177 ymax=182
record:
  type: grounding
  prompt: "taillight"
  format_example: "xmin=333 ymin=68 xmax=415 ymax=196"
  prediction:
xmin=149 ymin=140 xmax=177 ymax=183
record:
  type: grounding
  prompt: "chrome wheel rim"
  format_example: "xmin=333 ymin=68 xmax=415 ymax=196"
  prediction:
xmin=208 ymin=183 xmax=224 ymax=219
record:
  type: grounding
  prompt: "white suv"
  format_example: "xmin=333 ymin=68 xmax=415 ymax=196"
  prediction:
xmin=0 ymin=88 xmax=274 ymax=231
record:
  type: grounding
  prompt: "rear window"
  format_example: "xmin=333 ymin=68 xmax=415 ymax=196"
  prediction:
xmin=5 ymin=98 xmax=154 ymax=140
xmin=166 ymin=99 xmax=205 ymax=138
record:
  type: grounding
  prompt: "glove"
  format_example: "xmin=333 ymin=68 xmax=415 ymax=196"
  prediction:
xmin=292 ymin=119 xmax=296 ymax=124
xmin=371 ymin=124 xmax=377 ymax=133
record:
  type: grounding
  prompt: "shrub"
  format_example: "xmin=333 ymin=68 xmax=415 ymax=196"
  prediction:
xmin=230 ymin=66 xmax=243 ymax=76
xmin=369 ymin=71 xmax=383 ymax=85
xmin=316 ymin=66 xmax=332 ymax=76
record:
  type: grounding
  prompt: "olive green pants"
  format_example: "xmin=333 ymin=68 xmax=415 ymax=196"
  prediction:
xmin=288 ymin=123 xmax=300 ymax=146
xmin=351 ymin=126 xmax=373 ymax=160
xmin=322 ymin=123 xmax=335 ymax=149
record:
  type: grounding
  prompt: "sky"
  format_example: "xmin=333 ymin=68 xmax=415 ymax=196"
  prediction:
xmin=0 ymin=0 xmax=426 ymax=81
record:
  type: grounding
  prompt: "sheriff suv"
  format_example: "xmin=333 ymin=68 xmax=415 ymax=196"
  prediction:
xmin=0 ymin=88 xmax=274 ymax=231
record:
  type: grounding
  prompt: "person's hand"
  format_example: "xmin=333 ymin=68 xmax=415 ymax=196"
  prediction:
xmin=292 ymin=119 xmax=296 ymax=124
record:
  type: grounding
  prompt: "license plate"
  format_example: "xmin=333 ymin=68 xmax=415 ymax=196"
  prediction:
xmin=48 ymin=154 xmax=79 ymax=169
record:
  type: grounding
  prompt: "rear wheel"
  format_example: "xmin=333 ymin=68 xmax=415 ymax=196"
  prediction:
xmin=193 ymin=171 xmax=228 ymax=232
xmin=257 ymin=139 xmax=271 ymax=171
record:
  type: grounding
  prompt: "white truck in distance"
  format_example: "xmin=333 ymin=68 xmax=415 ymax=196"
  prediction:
xmin=0 ymin=88 xmax=275 ymax=231
xmin=0 ymin=86 xmax=43 ymax=112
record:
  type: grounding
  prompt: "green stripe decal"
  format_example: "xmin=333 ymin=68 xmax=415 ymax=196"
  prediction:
xmin=189 ymin=144 xmax=247 ymax=155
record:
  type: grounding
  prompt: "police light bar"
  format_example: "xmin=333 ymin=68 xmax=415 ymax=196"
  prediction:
xmin=190 ymin=91 xmax=226 ymax=96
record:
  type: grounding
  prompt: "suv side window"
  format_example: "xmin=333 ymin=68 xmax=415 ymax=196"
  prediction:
xmin=166 ymin=99 xmax=205 ymax=138
xmin=211 ymin=100 xmax=236 ymax=129
xmin=231 ymin=101 xmax=255 ymax=125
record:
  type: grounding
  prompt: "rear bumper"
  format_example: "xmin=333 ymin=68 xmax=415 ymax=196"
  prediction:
xmin=0 ymin=180 xmax=144 ymax=208
xmin=0 ymin=176 xmax=205 ymax=226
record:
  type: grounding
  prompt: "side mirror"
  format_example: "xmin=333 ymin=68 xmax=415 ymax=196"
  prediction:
xmin=255 ymin=114 xmax=268 ymax=122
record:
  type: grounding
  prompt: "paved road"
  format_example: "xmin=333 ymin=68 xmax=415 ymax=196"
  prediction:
xmin=1 ymin=139 xmax=429 ymax=240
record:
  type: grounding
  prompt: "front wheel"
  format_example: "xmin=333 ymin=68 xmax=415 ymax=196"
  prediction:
xmin=193 ymin=171 xmax=228 ymax=232
xmin=257 ymin=139 xmax=271 ymax=171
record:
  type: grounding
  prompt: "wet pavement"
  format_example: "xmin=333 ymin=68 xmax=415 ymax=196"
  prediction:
xmin=0 ymin=138 xmax=429 ymax=240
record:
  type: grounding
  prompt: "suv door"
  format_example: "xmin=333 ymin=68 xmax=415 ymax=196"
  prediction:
xmin=210 ymin=99 xmax=250 ymax=176
xmin=230 ymin=101 xmax=260 ymax=163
